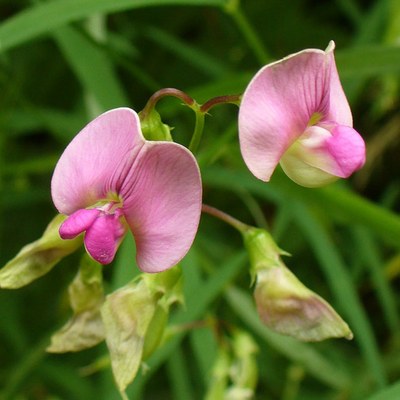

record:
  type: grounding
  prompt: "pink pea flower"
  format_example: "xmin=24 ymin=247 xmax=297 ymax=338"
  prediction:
xmin=51 ymin=108 xmax=202 ymax=272
xmin=239 ymin=41 xmax=366 ymax=187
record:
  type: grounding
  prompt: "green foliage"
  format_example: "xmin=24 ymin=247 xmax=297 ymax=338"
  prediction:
xmin=1 ymin=0 xmax=400 ymax=399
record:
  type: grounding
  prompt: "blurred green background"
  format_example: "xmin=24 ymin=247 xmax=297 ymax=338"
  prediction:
xmin=1 ymin=0 xmax=400 ymax=399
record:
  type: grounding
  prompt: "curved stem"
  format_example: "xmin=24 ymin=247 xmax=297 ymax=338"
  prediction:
xmin=200 ymin=94 xmax=241 ymax=113
xmin=202 ymin=204 xmax=249 ymax=233
xmin=140 ymin=88 xmax=195 ymax=120
xmin=188 ymin=106 xmax=205 ymax=153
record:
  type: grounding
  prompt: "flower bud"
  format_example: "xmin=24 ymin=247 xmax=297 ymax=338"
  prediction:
xmin=139 ymin=108 xmax=173 ymax=141
xmin=243 ymin=227 xmax=353 ymax=341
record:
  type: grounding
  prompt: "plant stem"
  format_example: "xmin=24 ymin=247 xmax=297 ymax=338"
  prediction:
xmin=202 ymin=204 xmax=249 ymax=233
xmin=200 ymin=94 xmax=241 ymax=113
xmin=140 ymin=88 xmax=194 ymax=120
xmin=188 ymin=105 xmax=205 ymax=153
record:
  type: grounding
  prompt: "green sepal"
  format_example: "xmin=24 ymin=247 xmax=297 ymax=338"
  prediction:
xmin=242 ymin=227 xmax=289 ymax=285
xmin=0 ymin=214 xmax=82 ymax=289
xmin=47 ymin=254 xmax=105 ymax=353
xmin=143 ymin=264 xmax=184 ymax=307
xmin=142 ymin=303 xmax=168 ymax=360
xmin=101 ymin=278 xmax=156 ymax=394
xmin=139 ymin=108 xmax=173 ymax=142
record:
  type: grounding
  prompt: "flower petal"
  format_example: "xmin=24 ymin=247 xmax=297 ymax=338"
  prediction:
xmin=51 ymin=108 xmax=145 ymax=215
xmin=84 ymin=213 xmax=126 ymax=265
xmin=324 ymin=124 xmax=366 ymax=177
xmin=280 ymin=124 xmax=366 ymax=187
xmin=238 ymin=41 xmax=352 ymax=182
xmin=59 ymin=208 xmax=101 ymax=239
xmin=121 ymin=142 xmax=202 ymax=273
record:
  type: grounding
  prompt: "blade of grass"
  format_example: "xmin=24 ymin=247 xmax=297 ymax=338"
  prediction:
xmin=366 ymin=380 xmax=400 ymax=400
xmin=336 ymin=45 xmax=400 ymax=79
xmin=291 ymin=201 xmax=387 ymax=389
xmin=190 ymin=326 xmax=217 ymax=388
xmin=353 ymin=227 xmax=400 ymax=334
xmin=201 ymin=167 xmax=400 ymax=250
xmin=53 ymin=26 xmax=128 ymax=111
xmin=38 ymin=361 xmax=96 ymax=399
xmin=0 ymin=0 xmax=228 ymax=54
xmin=166 ymin=346 xmax=194 ymax=400
xmin=0 ymin=336 xmax=50 ymax=399
xmin=143 ymin=26 xmax=230 ymax=78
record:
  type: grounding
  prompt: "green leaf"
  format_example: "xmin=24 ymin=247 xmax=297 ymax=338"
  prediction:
xmin=0 ymin=214 xmax=82 ymax=289
xmin=0 ymin=0 xmax=228 ymax=54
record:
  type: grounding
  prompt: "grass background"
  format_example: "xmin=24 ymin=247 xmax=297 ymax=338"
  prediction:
xmin=1 ymin=0 xmax=400 ymax=399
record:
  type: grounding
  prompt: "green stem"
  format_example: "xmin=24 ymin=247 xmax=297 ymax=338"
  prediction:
xmin=225 ymin=0 xmax=269 ymax=64
xmin=202 ymin=203 xmax=249 ymax=233
xmin=188 ymin=104 xmax=205 ymax=153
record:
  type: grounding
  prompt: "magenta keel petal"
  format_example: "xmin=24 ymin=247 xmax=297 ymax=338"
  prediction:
xmin=324 ymin=125 xmax=366 ymax=178
xmin=59 ymin=208 xmax=101 ymax=239
xmin=84 ymin=213 xmax=126 ymax=265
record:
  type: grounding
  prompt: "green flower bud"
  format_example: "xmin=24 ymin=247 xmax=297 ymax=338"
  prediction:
xmin=0 ymin=214 xmax=82 ymax=289
xmin=243 ymin=227 xmax=353 ymax=341
xmin=139 ymin=108 xmax=173 ymax=142
xmin=254 ymin=265 xmax=353 ymax=341
xmin=47 ymin=255 xmax=105 ymax=353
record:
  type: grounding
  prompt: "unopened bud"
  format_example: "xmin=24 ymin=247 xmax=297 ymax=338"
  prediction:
xmin=254 ymin=266 xmax=353 ymax=341
xmin=243 ymin=227 xmax=353 ymax=341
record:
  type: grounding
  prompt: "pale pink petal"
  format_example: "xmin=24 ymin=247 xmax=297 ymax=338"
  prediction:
xmin=51 ymin=108 xmax=145 ymax=215
xmin=84 ymin=213 xmax=126 ymax=265
xmin=59 ymin=208 xmax=101 ymax=239
xmin=121 ymin=142 xmax=202 ymax=273
xmin=238 ymin=41 xmax=352 ymax=182
xmin=324 ymin=42 xmax=353 ymax=126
